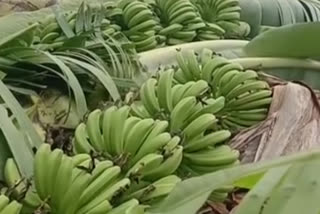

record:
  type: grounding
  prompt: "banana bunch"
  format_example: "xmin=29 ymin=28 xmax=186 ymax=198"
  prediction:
xmin=33 ymin=144 xmax=149 ymax=214
xmin=193 ymin=0 xmax=241 ymax=37
xmin=118 ymin=0 xmax=160 ymax=52
xmin=224 ymin=21 xmax=251 ymax=39
xmin=155 ymin=0 xmax=204 ymax=45
xmin=34 ymin=7 xmax=122 ymax=50
xmin=197 ymin=22 xmax=225 ymax=41
xmin=172 ymin=49 xmax=272 ymax=131
xmin=0 ymin=195 xmax=22 ymax=214
xmin=73 ymin=106 xmax=183 ymax=182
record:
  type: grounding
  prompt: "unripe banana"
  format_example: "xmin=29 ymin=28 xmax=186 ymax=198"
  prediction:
xmin=132 ymin=132 xmax=171 ymax=165
xmin=0 ymin=200 xmax=22 ymax=214
xmin=86 ymin=109 xmax=104 ymax=151
xmin=140 ymin=78 xmax=160 ymax=115
xmin=184 ymin=130 xmax=231 ymax=152
xmin=79 ymin=166 xmax=121 ymax=207
xmin=176 ymin=51 xmax=193 ymax=81
xmin=170 ymin=96 xmax=198 ymax=132
xmin=124 ymin=119 xmax=155 ymax=157
xmin=126 ymin=153 xmax=164 ymax=178
xmin=157 ymin=69 xmax=174 ymax=113
xmin=106 ymin=199 xmax=139 ymax=214
xmin=143 ymin=146 xmax=183 ymax=181
xmin=4 ymin=158 xmax=25 ymax=197
xmin=102 ymin=106 xmax=118 ymax=154
xmin=110 ymin=106 xmax=130 ymax=155
xmin=183 ymin=114 xmax=216 ymax=140
xmin=34 ymin=144 xmax=51 ymax=200
xmin=74 ymin=123 xmax=94 ymax=154
xmin=130 ymin=101 xmax=151 ymax=119
xmin=201 ymin=56 xmax=229 ymax=83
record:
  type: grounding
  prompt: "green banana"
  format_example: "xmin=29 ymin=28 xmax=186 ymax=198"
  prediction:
xmin=159 ymin=24 xmax=184 ymax=36
xmin=184 ymin=147 xmax=239 ymax=166
xmin=140 ymin=78 xmax=160 ymax=115
xmin=227 ymin=90 xmax=272 ymax=107
xmin=130 ymin=101 xmax=151 ymax=119
xmin=131 ymin=133 xmax=172 ymax=167
xmin=157 ymin=69 xmax=174 ymax=113
xmin=124 ymin=119 xmax=155 ymax=157
xmin=126 ymin=153 xmax=164 ymax=178
xmin=143 ymin=145 xmax=183 ymax=181
xmin=34 ymin=144 xmax=51 ymax=200
xmin=0 ymin=200 xmax=22 ymax=214
xmin=219 ymin=70 xmax=258 ymax=96
xmin=50 ymin=156 xmax=73 ymax=209
xmin=79 ymin=166 xmax=121 ymax=207
xmin=170 ymin=96 xmax=198 ymax=132
xmin=225 ymin=80 xmax=270 ymax=100
xmin=47 ymin=149 xmax=64 ymax=196
xmin=184 ymin=130 xmax=231 ymax=152
xmin=102 ymin=106 xmax=118 ymax=154
xmin=57 ymin=173 xmax=91 ymax=214
xmin=110 ymin=106 xmax=130 ymax=155
xmin=186 ymin=50 xmax=201 ymax=79
xmin=74 ymin=123 xmax=94 ymax=154
xmin=201 ymin=57 xmax=229 ymax=83
xmin=176 ymin=51 xmax=193 ymax=81
xmin=86 ymin=109 xmax=104 ymax=151
xmin=183 ymin=114 xmax=216 ymax=140
xmin=4 ymin=159 xmax=25 ymax=197
xmin=106 ymin=199 xmax=139 ymax=214
xmin=128 ymin=10 xmax=153 ymax=28
xmin=86 ymin=200 xmax=113 ymax=214
xmin=182 ymin=80 xmax=209 ymax=98
xmin=0 ymin=195 xmax=9 ymax=211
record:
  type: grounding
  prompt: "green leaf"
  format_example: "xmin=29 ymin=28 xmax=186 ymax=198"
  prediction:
xmin=0 ymin=22 xmax=38 ymax=48
xmin=244 ymin=22 xmax=320 ymax=57
xmin=43 ymin=52 xmax=88 ymax=118
xmin=0 ymin=79 xmax=43 ymax=148
xmin=0 ymin=105 xmax=34 ymax=178
xmin=234 ymin=166 xmax=290 ymax=214
xmin=59 ymin=55 xmax=121 ymax=101
xmin=233 ymin=171 xmax=265 ymax=189
xmin=0 ymin=131 xmax=12 ymax=180
xmin=149 ymin=150 xmax=320 ymax=214
xmin=52 ymin=7 xmax=75 ymax=38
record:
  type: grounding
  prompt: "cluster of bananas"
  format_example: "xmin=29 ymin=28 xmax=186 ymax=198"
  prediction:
xmin=193 ymin=0 xmax=242 ymax=35
xmin=172 ymin=49 xmax=272 ymax=131
xmin=0 ymin=195 xmax=21 ymax=214
xmin=134 ymin=68 xmax=240 ymax=168
xmin=73 ymin=106 xmax=183 ymax=181
xmin=154 ymin=0 xmax=204 ymax=45
xmin=4 ymin=144 xmax=169 ymax=214
xmin=118 ymin=0 xmax=161 ymax=52
xmin=33 ymin=6 xmax=123 ymax=51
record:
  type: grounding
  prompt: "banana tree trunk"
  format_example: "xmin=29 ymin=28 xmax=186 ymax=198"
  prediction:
xmin=230 ymin=75 xmax=320 ymax=163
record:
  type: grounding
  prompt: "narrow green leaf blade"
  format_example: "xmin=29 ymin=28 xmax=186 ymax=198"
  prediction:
xmin=0 ymin=79 xmax=43 ymax=148
xmin=43 ymin=52 xmax=88 ymax=118
xmin=59 ymin=56 xmax=121 ymax=101
xmin=0 ymin=105 xmax=34 ymax=178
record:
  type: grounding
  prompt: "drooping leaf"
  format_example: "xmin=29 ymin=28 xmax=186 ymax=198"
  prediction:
xmin=59 ymin=55 xmax=121 ymax=101
xmin=234 ymin=166 xmax=290 ymax=214
xmin=149 ymin=150 xmax=320 ymax=214
xmin=43 ymin=52 xmax=88 ymax=118
xmin=0 ymin=131 xmax=12 ymax=180
xmin=0 ymin=79 xmax=43 ymax=148
xmin=244 ymin=22 xmax=320 ymax=57
xmin=0 ymin=105 xmax=34 ymax=178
